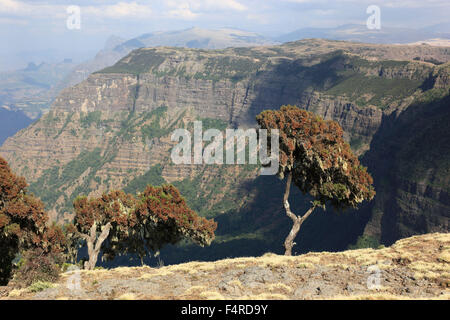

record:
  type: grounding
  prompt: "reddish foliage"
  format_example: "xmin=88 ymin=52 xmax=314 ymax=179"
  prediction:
xmin=11 ymin=247 xmax=63 ymax=287
xmin=72 ymin=185 xmax=217 ymax=265
xmin=257 ymin=105 xmax=375 ymax=209
xmin=0 ymin=156 xmax=67 ymax=284
xmin=73 ymin=190 xmax=136 ymax=235
xmin=136 ymin=185 xmax=217 ymax=248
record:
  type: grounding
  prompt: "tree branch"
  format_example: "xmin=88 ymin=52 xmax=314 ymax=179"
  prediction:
xmin=94 ymin=222 xmax=111 ymax=254
xmin=283 ymin=171 xmax=298 ymax=222
xmin=300 ymin=204 xmax=316 ymax=223
xmin=282 ymin=171 xmax=318 ymax=255
xmin=82 ymin=221 xmax=113 ymax=270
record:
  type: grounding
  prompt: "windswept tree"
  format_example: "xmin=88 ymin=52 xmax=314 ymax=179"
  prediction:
xmin=0 ymin=157 xmax=67 ymax=284
xmin=134 ymin=185 xmax=217 ymax=254
xmin=73 ymin=185 xmax=217 ymax=270
xmin=257 ymin=105 xmax=375 ymax=255
xmin=73 ymin=190 xmax=137 ymax=270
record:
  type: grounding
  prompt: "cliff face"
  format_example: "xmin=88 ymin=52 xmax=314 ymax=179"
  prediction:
xmin=0 ymin=39 xmax=448 ymax=254
xmin=362 ymin=81 xmax=450 ymax=244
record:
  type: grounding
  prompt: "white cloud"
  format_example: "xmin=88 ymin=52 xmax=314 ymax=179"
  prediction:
xmin=166 ymin=2 xmax=199 ymax=20
xmin=166 ymin=0 xmax=247 ymax=14
xmin=164 ymin=0 xmax=247 ymax=20
xmin=213 ymin=0 xmax=247 ymax=11
xmin=0 ymin=1 xmax=153 ymax=20
xmin=0 ymin=16 xmax=29 ymax=25
xmin=0 ymin=0 xmax=68 ymax=20
xmin=0 ymin=0 xmax=43 ymax=14
xmin=282 ymin=0 xmax=449 ymax=7
xmin=84 ymin=1 xmax=152 ymax=19
xmin=0 ymin=0 xmax=23 ymax=12
xmin=246 ymin=13 xmax=270 ymax=24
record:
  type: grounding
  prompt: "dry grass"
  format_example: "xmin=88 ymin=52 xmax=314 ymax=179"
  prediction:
xmin=267 ymin=283 xmax=293 ymax=294
xmin=438 ymin=251 xmax=450 ymax=263
xmin=117 ymin=293 xmax=137 ymax=300
xmin=7 ymin=233 xmax=449 ymax=301
xmin=242 ymin=293 xmax=289 ymax=300
xmin=8 ymin=289 xmax=27 ymax=298
xmin=138 ymin=269 xmax=173 ymax=279
xmin=228 ymin=280 xmax=243 ymax=289
xmin=184 ymin=285 xmax=207 ymax=295
xmin=330 ymin=293 xmax=414 ymax=300
xmin=199 ymin=291 xmax=225 ymax=300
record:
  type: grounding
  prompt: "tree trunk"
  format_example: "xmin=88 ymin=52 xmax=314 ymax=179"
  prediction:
xmin=81 ymin=222 xmax=112 ymax=270
xmin=283 ymin=171 xmax=316 ymax=256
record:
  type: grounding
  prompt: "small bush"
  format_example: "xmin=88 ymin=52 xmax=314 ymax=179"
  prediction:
xmin=28 ymin=281 xmax=55 ymax=293
xmin=61 ymin=262 xmax=81 ymax=273
xmin=348 ymin=235 xmax=381 ymax=250
xmin=12 ymin=248 xmax=63 ymax=288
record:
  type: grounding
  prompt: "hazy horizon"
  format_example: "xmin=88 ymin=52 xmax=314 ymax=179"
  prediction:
xmin=1 ymin=0 xmax=449 ymax=71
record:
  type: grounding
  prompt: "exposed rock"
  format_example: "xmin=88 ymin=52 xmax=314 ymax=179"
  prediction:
xmin=3 ymin=233 xmax=449 ymax=300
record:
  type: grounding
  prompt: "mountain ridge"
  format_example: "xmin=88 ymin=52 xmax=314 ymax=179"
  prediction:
xmin=277 ymin=24 xmax=450 ymax=44
xmin=0 ymin=39 xmax=448 ymax=262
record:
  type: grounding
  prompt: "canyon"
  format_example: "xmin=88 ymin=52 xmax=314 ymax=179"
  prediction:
xmin=0 ymin=39 xmax=449 ymax=263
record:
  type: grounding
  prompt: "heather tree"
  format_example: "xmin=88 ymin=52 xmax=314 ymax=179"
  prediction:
xmin=73 ymin=190 xmax=137 ymax=270
xmin=73 ymin=185 xmax=217 ymax=270
xmin=257 ymin=105 xmax=375 ymax=255
xmin=134 ymin=185 xmax=217 ymax=253
xmin=0 ymin=157 xmax=67 ymax=284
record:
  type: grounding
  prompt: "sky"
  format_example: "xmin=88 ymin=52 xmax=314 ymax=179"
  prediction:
xmin=0 ymin=0 xmax=449 ymax=70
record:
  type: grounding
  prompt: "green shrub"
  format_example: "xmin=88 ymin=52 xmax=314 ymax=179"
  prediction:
xmin=12 ymin=248 xmax=63 ymax=288
xmin=123 ymin=165 xmax=165 ymax=194
xmin=80 ymin=111 xmax=102 ymax=128
xmin=28 ymin=281 xmax=56 ymax=293
xmin=348 ymin=235 xmax=381 ymax=250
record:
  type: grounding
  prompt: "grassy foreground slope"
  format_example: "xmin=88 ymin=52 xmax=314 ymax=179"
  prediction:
xmin=3 ymin=233 xmax=449 ymax=300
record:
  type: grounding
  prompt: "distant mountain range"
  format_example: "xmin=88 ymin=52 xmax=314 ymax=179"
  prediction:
xmin=62 ymin=25 xmax=450 ymax=90
xmin=58 ymin=27 xmax=277 ymax=90
xmin=276 ymin=24 xmax=450 ymax=44
xmin=0 ymin=59 xmax=77 ymax=119
xmin=0 ymin=28 xmax=277 ymax=143
xmin=2 ymin=25 xmax=449 ymax=120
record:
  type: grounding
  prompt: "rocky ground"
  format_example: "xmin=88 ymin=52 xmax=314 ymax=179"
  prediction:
xmin=1 ymin=233 xmax=449 ymax=300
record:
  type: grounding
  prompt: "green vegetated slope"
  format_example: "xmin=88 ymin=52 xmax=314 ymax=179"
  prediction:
xmin=101 ymin=46 xmax=430 ymax=111
xmin=28 ymin=106 xmax=180 ymax=219
xmin=1 ymin=39 xmax=449 ymax=265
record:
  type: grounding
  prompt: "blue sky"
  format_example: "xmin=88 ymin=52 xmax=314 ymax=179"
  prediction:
xmin=0 ymin=0 xmax=449 ymax=70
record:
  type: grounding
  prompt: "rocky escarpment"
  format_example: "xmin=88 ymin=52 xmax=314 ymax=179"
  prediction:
xmin=0 ymin=39 xmax=449 ymax=256
xmin=362 ymin=80 xmax=450 ymax=244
